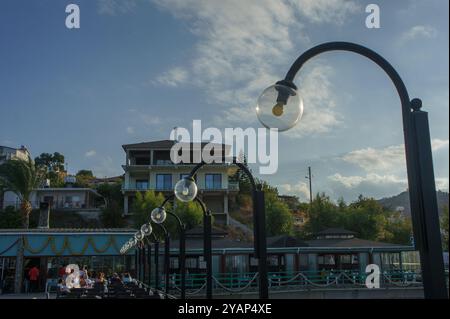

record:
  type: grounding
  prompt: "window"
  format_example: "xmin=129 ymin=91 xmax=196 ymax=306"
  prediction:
xmin=156 ymin=174 xmax=172 ymax=190
xmin=135 ymin=179 xmax=149 ymax=190
xmin=205 ymin=174 xmax=222 ymax=189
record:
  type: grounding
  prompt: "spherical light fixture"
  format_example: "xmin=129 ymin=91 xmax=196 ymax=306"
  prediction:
xmin=141 ymin=223 xmax=153 ymax=236
xmin=135 ymin=231 xmax=144 ymax=242
xmin=151 ymin=207 xmax=167 ymax=224
xmin=174 ymin=177 xmax=198 ymax=202
xmin=256 ymin=84 xmax=303 ymax=132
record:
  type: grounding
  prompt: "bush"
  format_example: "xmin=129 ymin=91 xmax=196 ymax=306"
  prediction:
xmin=0 ymin=206 xmax=22 ymax=228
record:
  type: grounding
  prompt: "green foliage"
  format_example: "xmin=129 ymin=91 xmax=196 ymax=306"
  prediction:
xmin=75 ymin=170 xmax=95 ymax=187
xmin=301 ymin=193 xmax=413 ymax=244
xmin=343 ymin=195 xmax=386 ymax=240
xmin=131 ymin=190 xmax=167 ymax=228
xmin=264 ymin=191 xmax=294 ymax=236
xmin=304 ymin=193 xmax=340 ymax=236
xmin=34 ymin=152 xmax=66 ymax=187
xmin=173 ymin=200 xmax=204 ymax=231
xmin=101 ymin=201 xmax=126 ymax=228
xmin=0 ymin=206 xmax=22 ymax=228
xmin=441 ymin=206 xmax=449 ymax=251
xmin=0 ymin=158 xmax=43 ymax=228
xmin=96 ymin=182 xmax=124 ymax=206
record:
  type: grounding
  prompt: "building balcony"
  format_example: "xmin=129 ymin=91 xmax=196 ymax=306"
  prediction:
xmin=121 ymin=181 xmax=239 ymax=193
xmin=2 ymin=200 xmax=103 ymax=211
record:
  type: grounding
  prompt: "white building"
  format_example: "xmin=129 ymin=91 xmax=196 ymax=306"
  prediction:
xmin=121 ymin=140 xmax=239 ymax=224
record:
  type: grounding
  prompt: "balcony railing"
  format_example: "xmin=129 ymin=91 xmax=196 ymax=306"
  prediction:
xmin=1 ymin=201 xmax=103 ymax=210
xmin=122 ymin=182 xmax=239 ymax=192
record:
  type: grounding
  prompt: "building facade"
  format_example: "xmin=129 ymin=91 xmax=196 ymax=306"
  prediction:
xmin=121 ymin=140 xmax=239 ymax=225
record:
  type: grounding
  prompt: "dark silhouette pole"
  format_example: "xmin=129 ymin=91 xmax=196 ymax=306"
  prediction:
xmin=153 ymin=235 xmax=160 ymax=291
xmin=194 ymin=197 xmax=213 ymax=299
xmin=273 ymin=42 xmax=447 ymax=299
xmin=186 ymin=160 xmax=268 ymax=299
xmin=151 ymin=224 xmax=171 ymax=296
xmin=146 ymin=241 xmax=152 ymax=287
xmin=306 ymin=167 xmax=313 ymax=205
xmin=159 ymin=195 xmax=187 ymax=299
xmin=134 ymin=248 xmax=139 ymax=282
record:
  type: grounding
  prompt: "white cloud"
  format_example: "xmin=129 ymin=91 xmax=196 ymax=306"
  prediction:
xmin=151 ymin=0 xmax=359 ymax=135
xmin=329 ymin=139 xmax=449 ymax=197
xmin=289 ymin=0 xmax=360 ymax=25
xmin=155 ymin=67 xmax=189 ymax=87
xmin=278 ymin=180 xmax=311 ymax=201
xmin=329 ymin=173 xmax=406 ymax=189
xmin=327 ymin=172 xmax=409 ymax=200
xmin=431 ymin=138 xmax=449 ymax=151
xmin=97 ymin=0 xmax=137 ymax=16
xmin=85 ymin=150 xmax=97 ymax=157
xmin=401 ymin=25 xmax=438 ymax=43
xmin=126 ymin=126 xmax=135 ymax=134
xmin=342 ymin=145 xmax=405 ymax=173
xmin=340 ymin=139 xmax=449 ymax=174
xmin=436 ymin=178 xmax=449 ymax=192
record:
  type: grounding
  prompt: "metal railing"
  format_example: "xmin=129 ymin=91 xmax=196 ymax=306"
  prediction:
xmin=1 ymin=201 xmax=103 ymax=210
xmin=149 ymin=269 xmax=449 ymax=296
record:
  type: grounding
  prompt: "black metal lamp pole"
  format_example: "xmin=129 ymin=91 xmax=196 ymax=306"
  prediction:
xmin=186 ymin=161 xmax=268 ymax=299
xmin=194 ymin=197 xmax=213 ymax=299
xmin=271 ymin=42 xmax=447 ymax=299
xmin=152 ymin=223 xmax=171 ymax=296
xmin=159 ymin=195 xmax=187 ymax=299
xmin=134 ymin=247 xmax=140 ymax=282
xmin=146 ymin=239 xmax=152 ymax=287
xmin=152 ymin=234 xmax=160 ymax=291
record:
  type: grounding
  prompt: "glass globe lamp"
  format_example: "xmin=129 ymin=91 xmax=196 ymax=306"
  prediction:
xmin=135 ymin=231 xmax=144 ymax=242
xmin=141 ymin=223 xmax=153 ymax=236
xmin=256 ymin=84 xmax=303 ymax=132
xmin=174 ymin=177 xmax=198 ymax=202
xmin=151 ymin=207 xmax=167 ymax=224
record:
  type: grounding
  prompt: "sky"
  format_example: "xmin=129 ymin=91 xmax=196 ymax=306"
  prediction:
xmin=0 ymin=0 xmax=448 ymax=203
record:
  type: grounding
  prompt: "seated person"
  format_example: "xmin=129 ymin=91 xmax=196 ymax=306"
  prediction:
xmin=57 ymin=279 xmax=71 ymax=294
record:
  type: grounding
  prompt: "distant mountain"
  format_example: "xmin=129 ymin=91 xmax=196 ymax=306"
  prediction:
xmin=378 ymin=190 xmax=449 ymax=216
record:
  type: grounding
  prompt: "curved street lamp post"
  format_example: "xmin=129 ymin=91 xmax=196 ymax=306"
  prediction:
xmin=256 ymin=41 xmax=447 ymax=299
xmin=175 ymin=159 xmax=268 ymax=299
xmin=152 ymin=194 xmax=187 ymax=299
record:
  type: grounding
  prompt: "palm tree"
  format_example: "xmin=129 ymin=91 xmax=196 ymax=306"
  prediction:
xmin=0 ymin=158 xmax=43 ymax=293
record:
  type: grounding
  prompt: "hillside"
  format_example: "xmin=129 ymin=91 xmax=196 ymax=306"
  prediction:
xmin=378 ymin=190 xmax=449 ymax=216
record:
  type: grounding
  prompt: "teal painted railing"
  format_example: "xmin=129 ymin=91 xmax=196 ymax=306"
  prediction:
xmin=144 ymin=269 xmax=449 ymax=295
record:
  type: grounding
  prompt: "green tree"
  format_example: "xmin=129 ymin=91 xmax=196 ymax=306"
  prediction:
xmin=96 ymin=182 xmax=124 ymax=206
xmin=173 ymin=200 xmax=204 ymax=232
xmin=34 ymin=152 xmax=66 ymax=187
xmin=441 ymin=206 xmax=449 ymax=251
xmin=264 ymin=191 xmax=294 ymax=236
xmin=0 ymin=158 xmax=43 ymax=293
xmin=75 ymin=170 xmax=94 ymax=187
xmin=0 ymin=206 xmax=22 ymax=228
xmin=101 ymin=201 xmax=125 ymax=228
xmin=304 ymin=193 xmax=340 ymax=236
xmin=342 ymin=195 xmax=385 ymax=241
xmin=383 ymin=213 xmax=413 ymax=245
xmin=131 ymin=190 xmax=167 ymax=228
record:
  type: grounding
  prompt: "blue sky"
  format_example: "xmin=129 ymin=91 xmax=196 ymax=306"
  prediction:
xmin=0 ymin=0 xmax=448 ymax=202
